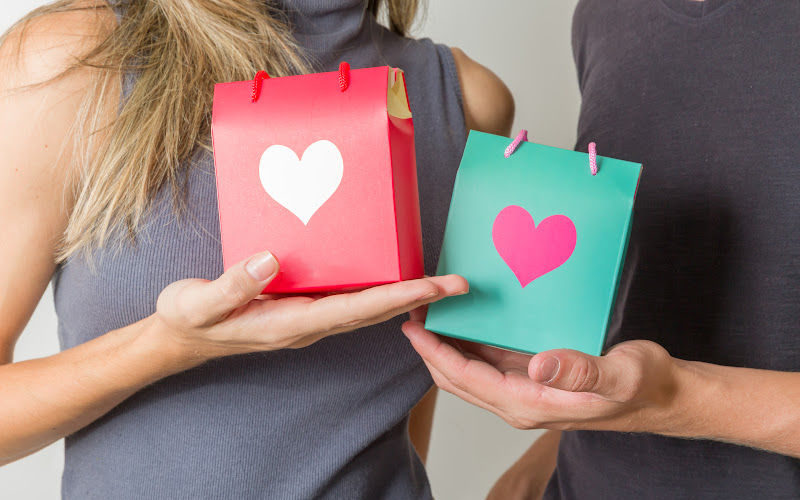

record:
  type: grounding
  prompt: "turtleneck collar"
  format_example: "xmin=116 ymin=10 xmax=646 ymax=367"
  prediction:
xmin=272 ymin=0 xmax=369 ymax=35
xmin=271 ymin=0 xmax=379 ymax=70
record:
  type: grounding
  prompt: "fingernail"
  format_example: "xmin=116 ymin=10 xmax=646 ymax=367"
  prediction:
xmin=535 ymin=357 xmax=560 ymax=384
xmin=245 ymin=252 xmax=277 ymax=281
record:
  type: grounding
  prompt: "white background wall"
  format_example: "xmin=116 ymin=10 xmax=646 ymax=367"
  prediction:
xmin=0 ymin=1 xmax=580 ymax=499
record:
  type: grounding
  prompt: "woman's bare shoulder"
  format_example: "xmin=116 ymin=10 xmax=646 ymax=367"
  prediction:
xmin=0 ymin=1 xmax=118 ymax=252
xmin=0 ymin=1 xmax=116 ymax=89
xmin=450 ymin=47 xmax=515 ymax=137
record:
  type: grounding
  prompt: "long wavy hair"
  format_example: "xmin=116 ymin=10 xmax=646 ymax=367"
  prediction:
xmin=1 ymin=0 xmax=419 ymax=261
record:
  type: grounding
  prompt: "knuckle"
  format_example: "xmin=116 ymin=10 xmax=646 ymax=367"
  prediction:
xmin=415 ymin=281 xmax=439 ymax=301
xmin=556 ymin=421 xmax=578 ymax=432
xmin=569 ymin=357 xmax=600 ymax=393
xmin=175 ymin=295 xmax=203 ymax=328
xmin=449 ymin=376 xmax=468 ymax=394
xmin=506 ymin=414 xmax=535 ymax=430
xmin=618 ymin=364 xmax=646 ymax=402
xmin=218 ymin=274 xmax=250 ymax=306
xmin=507 ymin=419 xmax=525 ymax=430
xmin=331 ymin=296 xmax=370 ymax=330
xmin=273 ymin=335 xmax=297 ymax=350
xmin=431 ymin=373 xmax=452 ymax=392
xmin=160 ymin=282 xmax=202 ymax=327
xmin=335 ymin=316 xmax=366 ymax=330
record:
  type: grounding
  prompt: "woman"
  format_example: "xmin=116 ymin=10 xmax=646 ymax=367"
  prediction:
xmin=0 ymin=0 xmax=513 ymax=498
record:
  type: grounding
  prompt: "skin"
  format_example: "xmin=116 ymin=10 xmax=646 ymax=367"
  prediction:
xmin=407 ymin=47 xmax=514 ymax=462
xmin=401 ymin=324 xmax=800 ymax=497
xmin=0 ymin=4 xmax=513 ymax=470
xmin=487 ymin=430 xmax=561 ymax=500
xmin=408 ymin=387 xmax=438 ymax=463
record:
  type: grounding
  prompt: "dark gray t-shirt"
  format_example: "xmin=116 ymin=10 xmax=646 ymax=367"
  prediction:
xmin=546 ymin=0 xmax=800 ymax=498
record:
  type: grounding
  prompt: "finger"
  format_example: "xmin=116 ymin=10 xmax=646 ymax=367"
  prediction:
xmin=402 ymin=320 xmax=518 ymax=409
xmin=456 ymin=339 xmax=534 ymax=370
xmin=299 ymin=274 xmax=468 ymax=335
xmin=422 ymin=358 xmax=502 ymax=414
xmin=181 ymin=251 xmax=279 ymax=325
xmin=401 ymin=321 xmax=532 ymax=372
xmin=528 ymin=348 xmax=623 ymax=397
xmin=408 ymin=304 xmax=429 ymax=323
xmin=402 ymin=323 xmax=619 ymax=426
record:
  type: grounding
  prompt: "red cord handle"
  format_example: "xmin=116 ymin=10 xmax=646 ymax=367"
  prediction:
xmin=250 ymin=70 xmax=271 ymax=103
xmin=250 ymin=62 xmax=350 ymax=103
xmin=338 ymin=61 xmax=350 ymax=92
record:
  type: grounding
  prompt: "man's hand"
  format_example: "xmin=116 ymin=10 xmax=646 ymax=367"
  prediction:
xmin=402 ymin=320 xmax=800 ymax=458
xmin=401 ymin=320 xmax=679 ymax=432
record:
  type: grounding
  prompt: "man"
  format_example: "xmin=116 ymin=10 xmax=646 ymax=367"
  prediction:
xmin=404 ymin=0 xmax=800 ymax=498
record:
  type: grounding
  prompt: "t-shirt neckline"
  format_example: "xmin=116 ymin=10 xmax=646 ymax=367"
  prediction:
xmin=658 ymin=0 xmax=741 ymax=21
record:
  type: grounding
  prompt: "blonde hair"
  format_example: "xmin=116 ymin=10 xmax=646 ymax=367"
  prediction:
xmin=2 ymin=0 xmax=419 ymax=261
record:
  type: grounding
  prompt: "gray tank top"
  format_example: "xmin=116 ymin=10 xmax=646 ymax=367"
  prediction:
xmin=547 ymin=0 xmax=800 ymax=498
xmin=52 ymin=1 xmax=466 ymax=498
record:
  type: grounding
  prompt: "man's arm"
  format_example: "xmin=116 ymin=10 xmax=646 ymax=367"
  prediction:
xmin=660 ymin=359 xmax=800 ymax=456
xmin=402 ymin=321 xmax=800 ymax=458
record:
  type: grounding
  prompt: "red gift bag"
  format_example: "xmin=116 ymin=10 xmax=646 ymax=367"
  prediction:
xmin=211 ymin=64 xmax=423 ymax=292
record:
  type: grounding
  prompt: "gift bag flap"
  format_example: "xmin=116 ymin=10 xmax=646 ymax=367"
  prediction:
xmin=387 ymin=69 xmax=412 ymax=119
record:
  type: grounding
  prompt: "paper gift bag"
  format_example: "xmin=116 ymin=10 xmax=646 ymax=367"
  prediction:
xmin=211 ymin=64 xmax=424 ymax=292
xmin=424 ymin=130 xmax=642 ymax=355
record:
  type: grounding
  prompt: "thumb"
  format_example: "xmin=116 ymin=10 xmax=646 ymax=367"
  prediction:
xmin=528 ymin=349 xmax=620 ymax=396
xmin=187 ymin=251 xmax=279 ymax=324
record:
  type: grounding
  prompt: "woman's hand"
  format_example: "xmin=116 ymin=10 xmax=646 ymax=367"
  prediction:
xmin=154 ymin=252 xmax=469 ymax=363
xmin=401 ymin=320 xmax=678 ymax=433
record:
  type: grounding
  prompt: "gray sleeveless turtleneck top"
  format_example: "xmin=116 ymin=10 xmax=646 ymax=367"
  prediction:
xmin=52 ymin=2 xmax=466 ymax=498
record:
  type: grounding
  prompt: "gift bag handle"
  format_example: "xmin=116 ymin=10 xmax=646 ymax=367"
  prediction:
xmin=504 ymin=129 xmax=599 ymax=176
xmin=250 ymin=62 xmax=351 ymax=103
xmin=503 ymin=129 xmax=528 ymax=158
xmin=338 ymin=62 xmax=350 ymax=92
xmin=250 ymin=70 xmax=271 ymax=102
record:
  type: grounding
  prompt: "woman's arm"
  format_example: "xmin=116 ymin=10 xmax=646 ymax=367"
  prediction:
xmin=0 ymin=6 xmax=176 ymax=464
xmin=402 ymin=322 xmax=800 ymax=458
xmin=451 ymin=47 xmax=515 ymax=137
xmin=408 ymin=387 xmax=438 ymax=463
xmin=0 ymin=10 xmax=468 ymax=466
xmin=487 ymin=430 xmax=561 ymax=500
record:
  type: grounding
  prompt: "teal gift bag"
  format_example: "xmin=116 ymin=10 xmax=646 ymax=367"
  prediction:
xmin=425 ymin=130 xmax=642 ymax=355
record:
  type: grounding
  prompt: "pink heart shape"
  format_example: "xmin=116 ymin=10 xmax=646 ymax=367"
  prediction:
xmin=492 ymin=205 xmax=577 ymax=287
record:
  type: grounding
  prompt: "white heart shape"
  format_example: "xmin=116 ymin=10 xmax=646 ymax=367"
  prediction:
xmin=258 ymin=140 xmax=344 ymax=225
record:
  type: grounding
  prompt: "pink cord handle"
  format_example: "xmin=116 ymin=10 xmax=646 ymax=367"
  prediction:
xmin=588 ymin=142 xmax=598 ymax=176
xmin=338 ymin=62 xmax=350 ymax=92
xmin=250 ymin=70 xmax=271 ymax=103
xmin=504 ymin=129 xmax=528 ymax=158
